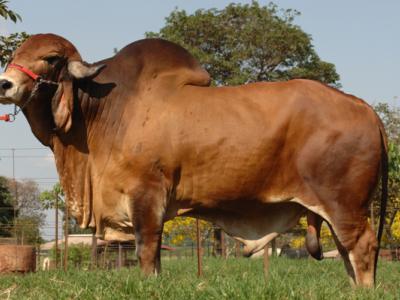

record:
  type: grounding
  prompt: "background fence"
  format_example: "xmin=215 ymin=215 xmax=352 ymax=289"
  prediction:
xmin=0 ymin=147 xmax=399 ymax=273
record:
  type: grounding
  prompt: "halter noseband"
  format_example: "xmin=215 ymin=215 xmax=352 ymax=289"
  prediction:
xmin=0 ymin=63 xmax=59 ymax=122
xmin=7 ymin=63 xmax=41 ymax=81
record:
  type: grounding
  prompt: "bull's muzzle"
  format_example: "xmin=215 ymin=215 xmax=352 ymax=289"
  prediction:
xmin=0 ymin=79 xmax=13 ymax=91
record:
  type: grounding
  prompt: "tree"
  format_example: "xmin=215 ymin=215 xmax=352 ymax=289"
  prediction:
xmin=0 ymin=0 xmax=29 ymax=67
xmin=163 ymin=217 xmax=212 ymax=246
xmin=10 ymin=179 xmax=44 ymax=218
xmin=0 ymin=176 xmax=14 ymax=237
xmin=373 ymin=102 xmax=400 ymax=246
xmin=147 ymin=1 xmax=340 ymax=87
xmin=49 ymin=242 xmax=91 ymax=268
xmin=0 ymin=0 xmax=20 ymax=22
xmin=40 ymin=183 xmax=91 ymax=235
xmin=40 ymin=183 xmax=64 ymax=210
xmin=7 ymin=179 xmax=45 ymax=244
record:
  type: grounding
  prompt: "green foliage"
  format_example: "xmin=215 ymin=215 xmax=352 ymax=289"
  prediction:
xmin=374 ymin=102 xmax=400 ymax=144
xmin=14 ymin=216 xmax=43 ymax=244
xmin=0 ymin=1 xmax=29 ymax=67
xmin=0 ymin=32 xmax=29 ymax=67
xmin=0 ymin=177 xmax=44 ymax=243
xmin=147 ymin=1 xmax=340 ymax=87
xmin=40 ymin=183 xmax=91 ymax=235
xmin=0 ymin=258 xmax=398 ymax=299
xmin=49 ymin=242 xmax=91 ymax=267
xmin=40 ymin=183 xmax=65 ymax=210
xmin=373 ymin=103 xmax=400 ymax=245
xmin=0 ymin=176 xmax=14 ymax=237
xmin=0 ymin=0 xmax=21 ymax=22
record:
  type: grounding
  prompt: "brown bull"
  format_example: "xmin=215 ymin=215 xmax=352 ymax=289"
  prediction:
xmin=0 ymin=34 xmax=387 ymax=287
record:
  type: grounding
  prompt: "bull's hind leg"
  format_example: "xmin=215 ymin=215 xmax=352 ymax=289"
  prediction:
xmin=328 ymin=214 xmax=377 ymax=287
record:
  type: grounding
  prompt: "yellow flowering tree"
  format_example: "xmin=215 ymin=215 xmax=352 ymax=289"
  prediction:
xmin=163 ymin=217 xmax=212 ymax=246
xmin=391 ymin=211 xmax=400 ymax=241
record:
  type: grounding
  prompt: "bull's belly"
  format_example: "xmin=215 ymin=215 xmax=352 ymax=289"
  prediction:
xmin=180 ymin=201 xmax=306 ymax=255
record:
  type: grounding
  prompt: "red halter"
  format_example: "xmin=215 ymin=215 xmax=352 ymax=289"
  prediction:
xmin=6 ymin=63 xmax=40 ymax=81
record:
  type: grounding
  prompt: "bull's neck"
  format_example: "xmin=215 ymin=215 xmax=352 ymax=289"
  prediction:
xmin=22 ymin=85 xmax=95 ymax=228
xmin=22 ymin=96 xmax=55 ymax=147
xmin=52 ymin=137 xmax=92 ymax=227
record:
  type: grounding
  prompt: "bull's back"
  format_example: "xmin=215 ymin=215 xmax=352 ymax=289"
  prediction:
xmin=169 ymin=80 xmax=382 ymax=206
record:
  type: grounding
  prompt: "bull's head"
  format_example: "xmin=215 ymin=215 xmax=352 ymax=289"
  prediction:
xmin=0 ymin=33 xmax=105 ymax=132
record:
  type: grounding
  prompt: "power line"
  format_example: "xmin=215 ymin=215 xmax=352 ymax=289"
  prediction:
xmin=0 ymin=147 xmax=48 ymax=150
xmin=15 ymin=177 xmax=58 ymax=180
xmin=0 ymin=155 xmax=53 ymax=158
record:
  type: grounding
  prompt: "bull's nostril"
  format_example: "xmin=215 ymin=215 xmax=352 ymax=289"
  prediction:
xmin=0 ymin=79 xmax=13 ymax=90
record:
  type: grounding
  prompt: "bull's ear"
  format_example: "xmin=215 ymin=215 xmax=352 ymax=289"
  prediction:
xmin=52 ymin=80 xmax=73 ymax=132
xmin=67 ymin=61 xmax=106 ymax=79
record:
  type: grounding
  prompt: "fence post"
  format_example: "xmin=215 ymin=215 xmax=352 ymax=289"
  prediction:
xmin=263 ymin=244 xmax=269 ymax=281
xmin=63 ymin=198 xmax=68 ymax=271
xmin=235 ymin=240 xmax=241 ymax=257
xmin=55 ymin=191 xmax=59 ymax=268
xmin=221 ymin=231 xmax=226 ymax=258
xmin=91 ymin=233 xmax=97 ymax=269
xmin=271 ymin=238 xmax=277 ymax=257
xmin=118 ymin=242 xmax=123 ymax=269
xmin=36 ymin=244 xmax=40 ymax=271
xmin=196 ymin=218 xmax=202 ymax=276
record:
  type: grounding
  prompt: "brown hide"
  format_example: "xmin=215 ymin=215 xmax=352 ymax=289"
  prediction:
xmin=0 ymin=34 xmax=387 ymax=286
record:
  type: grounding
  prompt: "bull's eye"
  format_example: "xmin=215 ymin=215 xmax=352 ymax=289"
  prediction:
xmin=43 ymin=55 xmax=63 ymax=66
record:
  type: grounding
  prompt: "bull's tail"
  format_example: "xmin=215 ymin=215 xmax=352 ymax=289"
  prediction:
xmin=374 ymin=125 xmax=388 ymax=283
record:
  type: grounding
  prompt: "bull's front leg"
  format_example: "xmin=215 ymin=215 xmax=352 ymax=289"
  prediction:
xmin=133 ymin=185 xmax=166 ymax=275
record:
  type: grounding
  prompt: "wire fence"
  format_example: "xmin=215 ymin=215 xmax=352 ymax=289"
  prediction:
xmin=0 ymin=147 xmax=399 ymax=273
xmin=0 ymin=147 xmax=246 ymax=272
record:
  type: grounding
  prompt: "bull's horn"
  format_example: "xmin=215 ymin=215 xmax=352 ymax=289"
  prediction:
xmin=67 ymin=61 xmax=106 ymax=79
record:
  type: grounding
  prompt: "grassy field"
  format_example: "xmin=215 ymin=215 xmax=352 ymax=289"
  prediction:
xmin=0 ymin=257 xmax=398 ymax=299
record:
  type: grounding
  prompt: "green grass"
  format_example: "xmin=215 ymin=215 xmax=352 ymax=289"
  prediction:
xmin=0 ymin=257 xmax=398 ymax=299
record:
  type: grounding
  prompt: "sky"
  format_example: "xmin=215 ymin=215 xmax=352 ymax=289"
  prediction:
xmin=0 ymin=1 xmax=399 ymax=238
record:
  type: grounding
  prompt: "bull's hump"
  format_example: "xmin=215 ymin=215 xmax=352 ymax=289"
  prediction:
xmin=114 ymin=38 xmax=211 ymax=87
